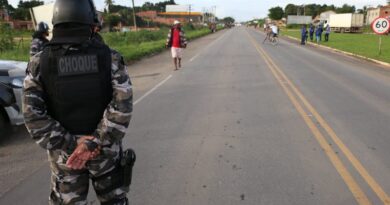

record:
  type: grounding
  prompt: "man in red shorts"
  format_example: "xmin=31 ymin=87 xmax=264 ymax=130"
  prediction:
xmin=166 ymin=20 xmax=188 ymax=70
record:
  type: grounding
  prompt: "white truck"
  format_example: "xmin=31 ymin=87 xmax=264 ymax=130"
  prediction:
xmin=329 ymin=13 xmax=364 ymax=33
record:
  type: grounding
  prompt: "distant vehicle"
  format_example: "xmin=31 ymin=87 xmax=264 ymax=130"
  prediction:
xmin=329 ymin=13 xmax=364 ymax=33
xmin=0 ymin=60 xmax=27 ymax=136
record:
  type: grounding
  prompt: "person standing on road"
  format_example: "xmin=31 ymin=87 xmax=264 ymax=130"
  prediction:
xmin=23 ymin=0 xmax=134 ymax=204
xmin=325 ymin=24 xmax=331 ymax=42
xmin=30 ymin=22 xmax=49 ymax=57
xmin=301 ymin=24 xmax=307 ymax=45
xmin=166 ymin=20 xmax=187 ymax=71
xmin=309 ymin=24 xmax=314 ymax=41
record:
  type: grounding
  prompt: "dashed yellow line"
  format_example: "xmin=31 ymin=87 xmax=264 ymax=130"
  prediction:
xmin=245 ymin=29 xmax=376 ymax=205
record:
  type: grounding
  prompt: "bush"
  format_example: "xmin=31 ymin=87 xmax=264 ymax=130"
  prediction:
xmin=0 ymin=23 xmax=15 ymax=52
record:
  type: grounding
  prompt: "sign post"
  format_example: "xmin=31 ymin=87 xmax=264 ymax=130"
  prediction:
xmin=371 ymin=17 xmax=390 ymax=55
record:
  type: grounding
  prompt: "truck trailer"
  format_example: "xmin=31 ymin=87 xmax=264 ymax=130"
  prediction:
xmin=329 ymin=13 xmax=364 ymax=33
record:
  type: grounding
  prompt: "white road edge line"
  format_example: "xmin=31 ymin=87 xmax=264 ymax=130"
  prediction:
xmin=189 ymin=53 xmax=200 ymax=62
xmin=134 ymin=74 xmax=173 ymax=105
xmin=189 ymin=30 xmax=230 ymax=62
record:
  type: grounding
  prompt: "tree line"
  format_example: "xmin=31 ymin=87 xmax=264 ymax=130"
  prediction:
xmin=268 ymin=3 xmax=365 ymax=20
xmin=0 ymin=0 xmax=43 ymax=21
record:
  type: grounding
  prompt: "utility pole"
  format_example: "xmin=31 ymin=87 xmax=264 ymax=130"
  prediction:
xmin=188 ymin=4 xmax=191 ymax=23
xmin=131 ymin=0 xmax=137 ymax=31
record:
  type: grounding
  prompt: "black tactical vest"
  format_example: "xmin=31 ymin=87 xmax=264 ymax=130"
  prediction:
xmin=40 ymin=39 xmax=113 ymax=135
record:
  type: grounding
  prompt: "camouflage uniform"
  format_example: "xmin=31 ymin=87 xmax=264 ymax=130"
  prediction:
xmin=23 ymin=50 xmax=133 ymax=205
xmin=30 ymin=37 xmax=48 ymax=57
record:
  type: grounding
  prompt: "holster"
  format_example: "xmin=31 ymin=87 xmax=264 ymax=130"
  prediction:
xmin=91 ymin=148 xmax=136 ymax=196
xmin=120 ymin=148 xmax=136 ymax=187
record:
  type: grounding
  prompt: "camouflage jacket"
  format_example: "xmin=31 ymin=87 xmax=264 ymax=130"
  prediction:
xmin=166 ymin=28 xmax=187 ymax=48
xmin=23 ymin=50 xmax=133 ymax=153
xmin=30 ymin=37 xmax=48 ymax=57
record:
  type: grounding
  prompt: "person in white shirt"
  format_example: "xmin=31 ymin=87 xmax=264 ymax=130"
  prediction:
xmin=270 ymin=24 xmax=278 ymax=37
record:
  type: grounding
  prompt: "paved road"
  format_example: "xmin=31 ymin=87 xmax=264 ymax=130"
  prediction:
xmin=1 ymin=27 xmax=390 ymax=205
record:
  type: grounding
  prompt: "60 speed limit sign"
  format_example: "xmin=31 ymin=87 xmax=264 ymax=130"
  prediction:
xmin=371 ymin=17 xmax=390 ymax=35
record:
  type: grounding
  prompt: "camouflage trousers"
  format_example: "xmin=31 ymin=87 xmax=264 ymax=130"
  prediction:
xmin=48 ymin=141 xmax=129 ymax=205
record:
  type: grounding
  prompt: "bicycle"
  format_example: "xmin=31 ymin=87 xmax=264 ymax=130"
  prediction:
xmin=269 ymin=34 xmax=279 ymax=46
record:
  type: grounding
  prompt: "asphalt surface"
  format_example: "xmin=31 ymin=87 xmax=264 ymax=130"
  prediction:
xmin=0 ymin=27 xmax=389 ymax=205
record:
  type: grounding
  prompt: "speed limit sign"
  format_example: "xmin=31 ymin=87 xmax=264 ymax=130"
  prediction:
xmin=371 ymin=17 xmax=390 ymax=35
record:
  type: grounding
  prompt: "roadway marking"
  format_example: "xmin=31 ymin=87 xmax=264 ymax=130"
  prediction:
xmin=189 ymin=53 xmax=200 ymax=62
xmin=133 ymin=74 xmax=172 ymax=105
xmin=245 ymin=29 xmax=377 ymax=205
xmin=189 ymin=30 xmax=230 ymax=62
xmin=249 ymin=29 xmax=390 ymax=205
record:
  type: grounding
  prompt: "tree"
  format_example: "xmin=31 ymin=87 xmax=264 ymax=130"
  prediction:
xmin=11 ymin=0 xmax=43 ymax=20
xmin=104 ymin=14 xmax=121 ymax=30
xmin=105 ymin=0 xmax=114 ymax=13
xmin=268 ymin=6 xmax=284 ymax=20
xmin=284 ymin=4 xmax=297 ymax=17
xmin=0 ymin=0 xmax=8 ymax=8
xmin=222 ymin=17 xmax=235 ymax=23
xmin=0 ymin=23 xmax=14 ymax=52
xmin=388 ymin=0 xmax=390 ymax=5
xmin=336 ymin=4 xmax=355 ymax=13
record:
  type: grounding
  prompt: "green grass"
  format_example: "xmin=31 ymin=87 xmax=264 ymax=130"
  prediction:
xmin=281 ymin=30 xmax=390 ymax=63
xmin=0 ymin=27 xmax=213 ymax=62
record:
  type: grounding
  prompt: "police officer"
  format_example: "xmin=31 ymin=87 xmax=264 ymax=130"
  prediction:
xmin=30 ymin=22 xmax=49 ymax=57
xmin=23 ymin=0 xmax=133 ymax=204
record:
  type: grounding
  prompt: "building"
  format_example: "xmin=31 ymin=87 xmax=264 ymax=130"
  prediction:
xmin=158 ymin=11 xmax=203 ymax=24
xmin=379 ymin=5 xmax=390 ymax=18
xmin=366 ymin=6 xmax=390 ymax=25
xmin=0 ymin=9 xmax=11 ymax=21
xmin=0 ymin=8 xmax=33 ymax=29
xmin=287 ymin=15 xmax=312 ymax=25
xmin=366 ymin=7 xmax=380 ymax=25
xmin=136 ymin=5 xmax=204 ymax=26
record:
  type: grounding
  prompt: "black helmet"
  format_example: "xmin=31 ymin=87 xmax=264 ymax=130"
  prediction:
xmin=52 ymin=0 xmax=98 ymax=26
xmin=37 ymin=22 xmax=49 ymax=33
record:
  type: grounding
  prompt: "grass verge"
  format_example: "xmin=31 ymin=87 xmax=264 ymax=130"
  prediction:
xmin=281 ymin=30 xmax=390 ymax=63
xmin=0 ymin=27 xmax=213 ymax=62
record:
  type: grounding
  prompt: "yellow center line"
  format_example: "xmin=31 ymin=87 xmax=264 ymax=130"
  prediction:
xmin=244 ymin=29 xmax=372 ymax=205
xmin=250 ymin=28 xmax=390 ymax=205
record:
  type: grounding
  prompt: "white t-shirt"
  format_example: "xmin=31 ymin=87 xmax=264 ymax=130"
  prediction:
xmin=271 ymin=25 xmax=278 ymax=34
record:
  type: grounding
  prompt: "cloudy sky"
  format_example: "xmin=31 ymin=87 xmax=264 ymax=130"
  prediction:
xmin=8 ymin=0 xmax=387 ymax=21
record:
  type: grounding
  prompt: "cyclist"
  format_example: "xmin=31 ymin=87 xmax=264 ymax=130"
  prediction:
xmin=262 ymin=24 xmax=271 ymax=43
xmin=270 ymin=23 xmax=279 ymax=41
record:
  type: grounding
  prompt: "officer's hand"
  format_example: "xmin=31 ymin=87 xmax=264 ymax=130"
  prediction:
xmin=66 ymin=142 xmax=100 ymax=170
xmin=77 ymin=136 xmax=95 ymax=144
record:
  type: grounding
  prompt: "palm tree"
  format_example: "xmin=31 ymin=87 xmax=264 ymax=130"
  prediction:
xmin=105 ymin=0 xmax=114 ymax=13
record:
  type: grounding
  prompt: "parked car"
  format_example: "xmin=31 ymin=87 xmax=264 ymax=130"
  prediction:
xmin=0 ymin=60 xmax=27 ymax=136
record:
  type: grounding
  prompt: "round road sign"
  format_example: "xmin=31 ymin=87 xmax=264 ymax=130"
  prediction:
xmin=371 ymin=17 xmax=390 ymax=35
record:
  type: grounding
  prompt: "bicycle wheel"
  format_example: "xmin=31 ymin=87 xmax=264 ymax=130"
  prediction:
xmin=271 ymin=37 xmax=279 ymax=46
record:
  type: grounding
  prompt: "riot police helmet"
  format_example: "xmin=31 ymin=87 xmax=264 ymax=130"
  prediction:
xmin=52 ymin=0 xmax=99 ymax=27
xmin=37 ymin=22 xmax=49 ymax=33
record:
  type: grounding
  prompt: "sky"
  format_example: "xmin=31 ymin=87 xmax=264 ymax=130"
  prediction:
xmin=8 ymin=0 xmax=387 ymax=22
